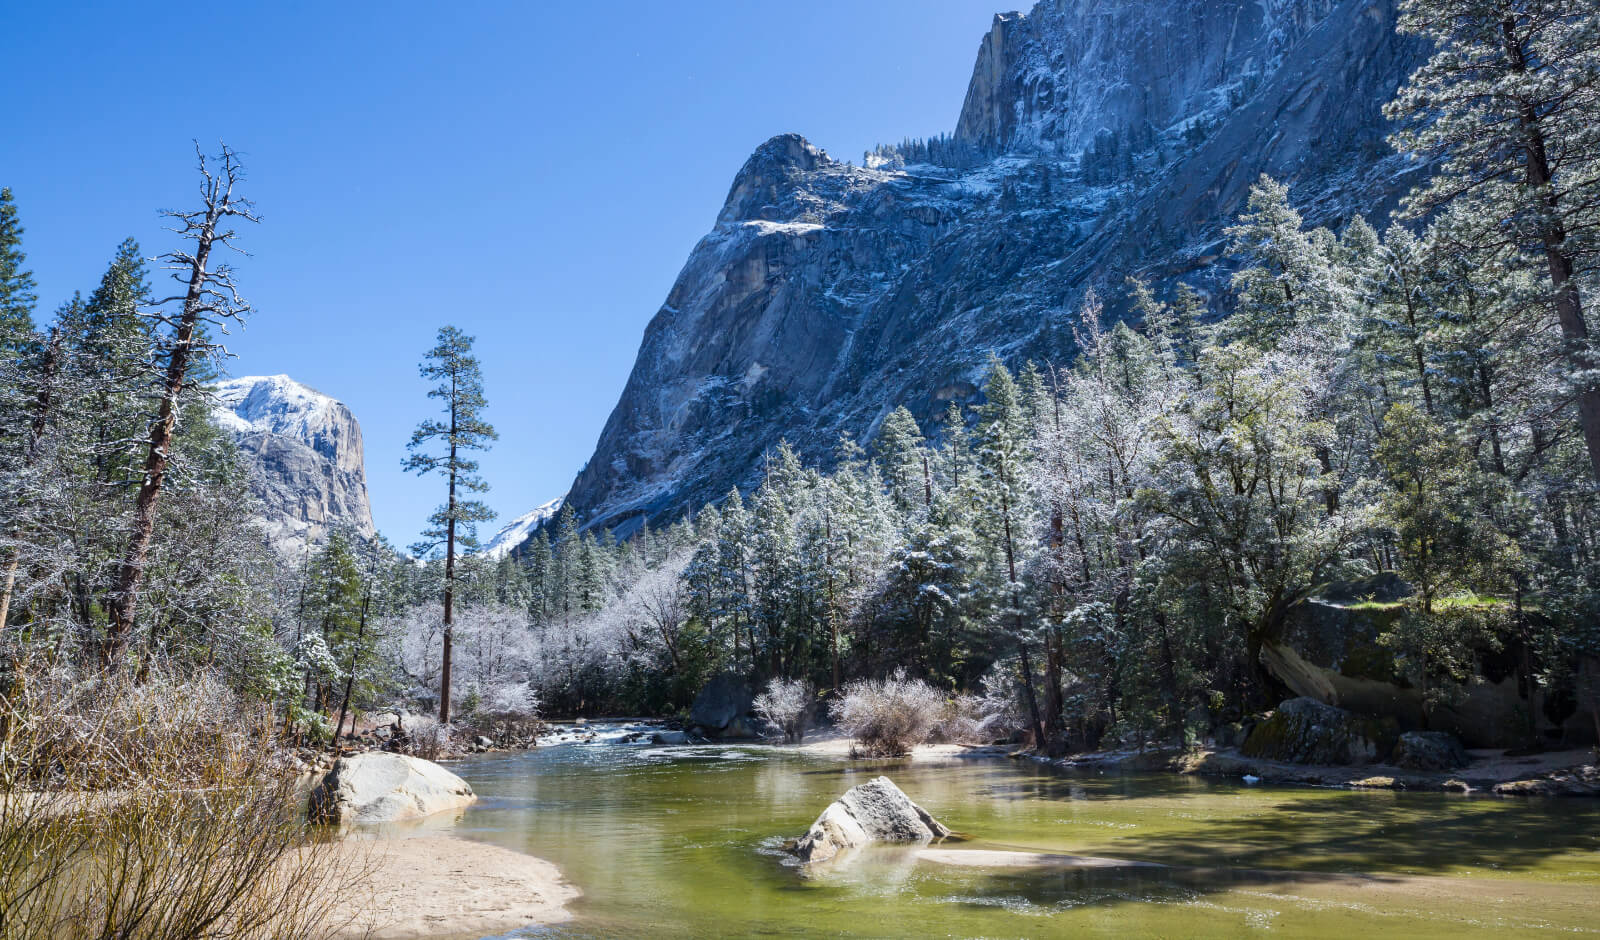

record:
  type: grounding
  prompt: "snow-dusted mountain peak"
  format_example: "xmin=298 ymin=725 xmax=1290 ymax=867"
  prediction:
xmin=480 ymin=498 xmax=563 ymax=560
xmin=210 ymin=374 xmax=376 ymax=554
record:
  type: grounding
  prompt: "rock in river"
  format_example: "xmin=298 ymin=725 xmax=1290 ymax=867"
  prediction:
xmin=1242 ymin=697 xmax=1400 ymax=766
xmin=792 ymin=776 xmax=951 ymax=863
xmin=308 ymin=751 xmax=475 ymax=824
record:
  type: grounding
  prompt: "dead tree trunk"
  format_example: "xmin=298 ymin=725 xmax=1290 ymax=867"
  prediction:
xmin=103 ymin=145 xmax=255 ymax=664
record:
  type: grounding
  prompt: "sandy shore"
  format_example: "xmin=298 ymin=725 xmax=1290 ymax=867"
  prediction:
xmin=318 ymin=835 xmax=578 ymax=939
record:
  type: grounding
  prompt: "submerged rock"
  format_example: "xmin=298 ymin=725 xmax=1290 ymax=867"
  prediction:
xmin=1242 ymin=698 xmax=1399 ymax=766
xmin=792 ymin=776 xmax=950 ymax=863
xmin=1390 ymin=731 xmax=1469 ymax=771
xmin=308 ymin=751 xmax=475 ymax=824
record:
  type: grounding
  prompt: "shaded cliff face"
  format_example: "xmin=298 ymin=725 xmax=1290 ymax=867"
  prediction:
xmin=562 ymin=0 xmax=1424 ymax=537
xmin=212 ymin=375 xmax=377 ymax=555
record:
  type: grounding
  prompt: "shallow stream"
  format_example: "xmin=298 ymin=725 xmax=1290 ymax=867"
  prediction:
xmin=390 ymin=730 xmax=1600 ymax=937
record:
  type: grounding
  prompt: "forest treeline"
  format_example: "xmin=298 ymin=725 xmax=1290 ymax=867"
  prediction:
xmin=0 ymin=1 xmax=1597 ymax=755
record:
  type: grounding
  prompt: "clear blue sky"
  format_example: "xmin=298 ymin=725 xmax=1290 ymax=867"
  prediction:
xmin=4 ymin=0 xmax=1004 ymax=546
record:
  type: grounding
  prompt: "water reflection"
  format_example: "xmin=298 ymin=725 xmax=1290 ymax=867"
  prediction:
xmin=428 ymin=736 xmax=1600 ymax=938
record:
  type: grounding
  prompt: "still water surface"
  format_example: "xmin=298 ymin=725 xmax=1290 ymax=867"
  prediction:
xmin=413 ymin=736 xmax=1599 ymax=938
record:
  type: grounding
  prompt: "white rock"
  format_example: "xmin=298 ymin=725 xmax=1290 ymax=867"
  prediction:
xmin=792 ymin=775 xmax=950 ymax=863
xmin=308 ymin=751 xmax=475 ymax=824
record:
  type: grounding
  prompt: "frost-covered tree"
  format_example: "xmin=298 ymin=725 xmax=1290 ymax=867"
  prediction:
xmin=0 ymin=187 xmax=37 ymax=356
xmin=106 ymin=146 xmax=258 ymax=662
xmin=1388 ymin=0 xmax=1600 ymax=480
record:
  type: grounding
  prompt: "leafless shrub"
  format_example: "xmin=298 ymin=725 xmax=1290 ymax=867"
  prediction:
xmin=931 ymin=693 xmax=988 ymax=744
xmin=753 ymin=678 xmax=812 ymax=743
xmin=831 ymin=670 xmax=943 ymax=757
xmin=400 ymin=715 xmax=458 ymax=761
xmin=0 ymin=660 xmax=368 ymax=938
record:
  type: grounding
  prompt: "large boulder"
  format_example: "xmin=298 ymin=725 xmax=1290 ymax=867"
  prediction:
xmin=1242 ymin=698 xmax=1400 ymax=766
xmin=792 ymin=776 xmax=951 ymax=863
xmin=308 ymin=751 xmax=475 ymax=824
xmin=689 ymin=674 xmax=758 ymax=738
xmin=1390 ymin=731 xmax=1469 ymax=771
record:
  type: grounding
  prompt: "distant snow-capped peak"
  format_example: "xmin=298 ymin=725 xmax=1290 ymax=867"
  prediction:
xmin=211 ymin=374 xmax=345 ymax=438
xmin=480 ymin=497 xmax=564 ymax=560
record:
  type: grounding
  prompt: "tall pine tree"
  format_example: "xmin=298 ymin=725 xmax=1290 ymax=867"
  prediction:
xmin=404 ymin=325 xmax=498 ymax=723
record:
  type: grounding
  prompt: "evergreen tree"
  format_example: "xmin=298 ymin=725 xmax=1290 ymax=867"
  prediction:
xmin=974 ymin=353 xmax=1046 ymax=745
xmin=1222 ymin=176 xmax=1340 ymax=347
xmin=874 ymin=406 xmax=927 ymax=514
xmin=404 ymin=325 xmax=499 ymax=723
xmin=1388 ymin=0 xmax=1600 ymax=480
xmin=526 ymin=530 xmax=554 ymax=623
xmin=0 ymin=187 xmax=37 ymax=356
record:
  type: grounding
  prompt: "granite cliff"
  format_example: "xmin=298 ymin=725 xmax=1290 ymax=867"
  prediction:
xmin=559 ymin=0 xmax=1425 ymax=538
xmin=212 ymin=375 xmax=377 ymax=555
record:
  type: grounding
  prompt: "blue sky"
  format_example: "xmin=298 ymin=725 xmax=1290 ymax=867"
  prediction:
xmin=4 ymin=0 xmax=1004 ymax=546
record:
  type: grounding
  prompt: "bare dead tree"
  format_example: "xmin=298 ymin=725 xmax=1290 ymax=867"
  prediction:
xmin=104 ymin=144 xmax=257 ymax=663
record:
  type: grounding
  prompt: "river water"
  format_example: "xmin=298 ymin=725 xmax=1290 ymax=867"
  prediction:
xmin=407 ymin=731 xmax=1599 ymax=938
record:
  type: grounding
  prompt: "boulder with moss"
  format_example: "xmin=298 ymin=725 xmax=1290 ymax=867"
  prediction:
xmin=1242 ymin=698 xmax=1400 ymax=765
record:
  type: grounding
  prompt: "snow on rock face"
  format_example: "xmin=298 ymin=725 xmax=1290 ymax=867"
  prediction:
xmin=211 ymin=375 xmax=376 ymax=555
xmin=563 ymin=0 xmax=1425 ymax=535
xmin=480 ymin=497 xmax=563 ymax=560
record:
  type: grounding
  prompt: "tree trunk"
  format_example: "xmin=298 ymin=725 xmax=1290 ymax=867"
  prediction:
xmin=335 ymin=587 xmax=372 ymax=747
xmin=441 ymin=378 xmax=458 ymax=724
xmin=1000 ymin=484 xmax=1047 ymax=749
xmin=1503 ymin=18 xmax=1600 ymax=483
xmin=105 ymin=215 xmax=219 ymax=663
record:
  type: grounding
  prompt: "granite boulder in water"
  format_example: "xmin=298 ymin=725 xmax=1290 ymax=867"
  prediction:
xmin=792 ymin=776 xmax=951 ymax=863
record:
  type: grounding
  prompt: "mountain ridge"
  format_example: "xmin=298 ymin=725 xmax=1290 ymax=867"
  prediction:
xmin=552 ymin=0 xmax=1425 ymax=541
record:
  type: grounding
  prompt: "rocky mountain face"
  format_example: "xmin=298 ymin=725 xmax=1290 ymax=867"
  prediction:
xmin=561 ymin=0 xmax=1426 ymax=537
xmin=212 ymin=375 xmax=377 ymax=555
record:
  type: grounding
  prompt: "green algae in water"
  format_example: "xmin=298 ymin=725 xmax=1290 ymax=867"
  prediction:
xmin=419 ymin=744 xmax=1599 ymax=938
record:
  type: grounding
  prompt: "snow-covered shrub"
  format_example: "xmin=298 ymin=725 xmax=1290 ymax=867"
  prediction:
xmin=753 ymin=677 xmax=812 ymax=743
xmin=932 ymin=693 xmax=988 ymax=744
xmin=974 ymin=661 xmax=1031 ymax=743
xmin=402 ymin=716 xmax=456 ymax=761
xmin=831 ymin=669 xmax=943 ymax=757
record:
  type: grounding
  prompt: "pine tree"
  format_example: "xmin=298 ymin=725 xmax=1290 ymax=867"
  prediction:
xmin=1222 ymin=176 xmax=1339 ymax=347
xmin=874 ymin=406 xmax=927 ymax=514
xmin=526 ymin=529 xmax=554 ymax=623
xmin=1376 ymin=403 xmax=1517 ymax=613
xmin=77 ymin=239 xmax=154 ymax=487
xmin=1387 ymin=0 xmax=1600 ymax=480
xmin=404 ymin=325 xmax=499 ymax=723
xmin=551 ymin=503 xmax=579 ymax=627
xmin=0 ymin=187 xmax=37 ymax=356
xmin=974 ymin=353 xmax=1046 ymax=746
xmin=713 ymin=488 xmax=753 ymax=667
